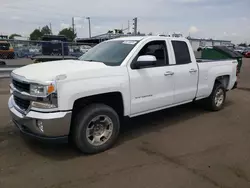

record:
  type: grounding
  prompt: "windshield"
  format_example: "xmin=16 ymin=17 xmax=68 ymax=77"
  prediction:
xmin=79 ymin=40 xmax=138 ymax=66
xmin=0 ymin=42 xmax=10 ymax=50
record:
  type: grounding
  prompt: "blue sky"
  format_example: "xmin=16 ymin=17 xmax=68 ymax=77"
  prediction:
xmin=0 ymin=0 xmax=250 ymax=43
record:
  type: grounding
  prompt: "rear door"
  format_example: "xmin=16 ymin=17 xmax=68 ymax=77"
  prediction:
xmin=170 ymin=40 xmax=198 ymax=104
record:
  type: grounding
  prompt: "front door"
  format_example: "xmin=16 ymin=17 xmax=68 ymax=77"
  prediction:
xmin=128 ymin=40 xmax=175 ymax=115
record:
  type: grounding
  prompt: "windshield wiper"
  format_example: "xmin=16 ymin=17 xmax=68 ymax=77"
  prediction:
xmin=84 ymin=59 xmax=105 ymax=64
xmin=84 ymin=59 xmax=95 ymax=62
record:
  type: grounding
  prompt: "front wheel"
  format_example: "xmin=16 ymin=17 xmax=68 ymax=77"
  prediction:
xmin=205 ymin=83 xmax=226 ymax=111
xmin=72 ymin=104 xmax=120 ymax=154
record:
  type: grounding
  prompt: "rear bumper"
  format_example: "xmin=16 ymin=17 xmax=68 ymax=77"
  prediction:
xmin=8 ymin=95 xmax=71 ymax=143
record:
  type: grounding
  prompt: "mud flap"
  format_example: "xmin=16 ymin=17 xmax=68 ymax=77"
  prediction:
xmin=232 ymin=82 xmax=237 ymax=90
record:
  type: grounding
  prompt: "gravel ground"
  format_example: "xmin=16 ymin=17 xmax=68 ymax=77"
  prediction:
xmin=0 ymin=59 xmax=250 ymax=188
xmin=0 ymin=58 xmax=33 ymax=66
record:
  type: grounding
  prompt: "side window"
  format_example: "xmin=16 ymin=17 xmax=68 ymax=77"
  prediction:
xmin=137 ymin=41 xmax=168 ymax=67
xmin=172 ymin=41 xmax=191 ymax=65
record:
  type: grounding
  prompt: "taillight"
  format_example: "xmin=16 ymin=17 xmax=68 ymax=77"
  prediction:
xmin=232 ymin=60 xmax=238 ymax=76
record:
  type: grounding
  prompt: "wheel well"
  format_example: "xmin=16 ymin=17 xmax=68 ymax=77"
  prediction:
xmin=215 ymin=75 xmax=230 ymax=89
xmin=72 ymin=92 xmax=124 ymax=120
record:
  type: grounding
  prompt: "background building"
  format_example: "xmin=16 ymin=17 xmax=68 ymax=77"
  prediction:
xmin=76 ymin=34 xmax=232 ymax=52
xmin=76 ymin=33 xmax=146 ymax=44
xmin=187 ymin=37 xmax=232 ymax=51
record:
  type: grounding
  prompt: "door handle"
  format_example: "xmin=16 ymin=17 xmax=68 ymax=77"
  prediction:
xmin=164 ymin=71 xmax=174 ymax=76
xmin=189 ymin=69 xmax=197 ymax=73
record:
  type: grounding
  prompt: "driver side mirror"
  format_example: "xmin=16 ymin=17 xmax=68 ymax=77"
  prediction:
xmin=132 ymin=55 xmax=157 ymax=69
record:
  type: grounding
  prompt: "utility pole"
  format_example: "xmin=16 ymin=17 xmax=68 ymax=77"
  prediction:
xmin=132 ymin=17 xmax=138 ymax=35
xmin=49 ymin=23 xmax=52 ymax=34
xmin=86 ymin=17 xmax=91 ymax=38
xmin=72 ymin=17 xmax=75 ymax=34
xmin=128 ymin=20 xmax=130 ymax=33
xmin=121 ymin=20 xmax=130 ymax=33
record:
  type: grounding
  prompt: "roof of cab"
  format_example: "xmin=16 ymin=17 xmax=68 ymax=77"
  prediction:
xmin=110 ymin=36 xmax=187 ymax=42
xmin=111 ymin=36 xmax=146 ymax=41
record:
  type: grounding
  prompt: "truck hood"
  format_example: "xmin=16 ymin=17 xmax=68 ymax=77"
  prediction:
xmin=12 ymin=60 xmax=107 ymax=83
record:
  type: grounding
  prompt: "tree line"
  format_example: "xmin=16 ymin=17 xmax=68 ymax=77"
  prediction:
xmin=9 ymin=25 xmax=76 ymax=41
xmin=8 ymin=27 xmax=250 ymax=46
xmin=9 ymin=26 xmax=143 ymax=42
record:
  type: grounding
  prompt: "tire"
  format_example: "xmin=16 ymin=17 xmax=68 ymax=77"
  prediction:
xmin=205 ymin=82 xmax=226 ymax=111
xmin=72 ymin=104 xmax=120 ymax=154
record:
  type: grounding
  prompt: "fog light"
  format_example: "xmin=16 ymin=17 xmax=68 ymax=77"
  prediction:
xmin=32 ymin=101 xmax=57 ymax=109
xmin=37 ymin=120 xmax=44 ymax=132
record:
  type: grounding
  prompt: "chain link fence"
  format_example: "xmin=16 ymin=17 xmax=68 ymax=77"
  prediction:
xmin=0 ymin=39 xmax=95 ymax=63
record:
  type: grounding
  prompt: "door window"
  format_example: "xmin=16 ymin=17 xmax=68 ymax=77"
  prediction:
xmin=172 ymin=41 xmax=191 ymax=65
xmin=135 ymin=41 xmax=168 ymax=68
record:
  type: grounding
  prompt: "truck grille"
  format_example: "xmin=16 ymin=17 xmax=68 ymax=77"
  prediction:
xmin=14 ymin=96 xmax=30 ymax=111
xmin=12 ymin=79 xmax=30 ymax=93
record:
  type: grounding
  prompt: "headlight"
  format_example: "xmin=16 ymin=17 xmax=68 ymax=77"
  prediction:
xmin=30 ymin=84 xmax=46 ymax=96
xmin=30 ymin=83 xmax=56 ymax=97
xmin=30 ymin=82 xmax=57 ymax=109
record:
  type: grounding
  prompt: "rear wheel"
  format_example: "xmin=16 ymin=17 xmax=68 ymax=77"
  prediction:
xmin=72 ymin=104 xmax=120 ymax=154
xmin=205 ymin=82 xmax=226 ymax=111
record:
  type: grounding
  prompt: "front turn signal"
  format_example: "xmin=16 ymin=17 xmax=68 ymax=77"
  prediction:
xmin=47 ymin=84 xmax=55 ymax=94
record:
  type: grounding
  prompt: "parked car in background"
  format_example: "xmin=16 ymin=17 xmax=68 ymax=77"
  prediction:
xmin=0 ymin=41 xmax=15 ymax=59
xmin=245 ymin=51 xmax=250 ymax=58
xmin=242 ymin=47 xmax=250 ymax=56
xmin=41 ymin=35 xmax=69 ymax=56
xmin=9 ymin=36 xmax=238 ymax=154
xmin=234 ymin=46 xmax=245 ymax=54
xmin=80 ymin=45 xmax=92 ymax=54
xmin=29 ymin=45 xmax=41 ymax=53
xmin=68 ymin=46 xmax=83 ymax=57
xmin=14 ymin=45 xmax=40 ymax=58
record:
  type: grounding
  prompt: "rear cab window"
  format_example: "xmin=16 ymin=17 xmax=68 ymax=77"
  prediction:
xmin=171 ymin=40 xmax=191 ymax=65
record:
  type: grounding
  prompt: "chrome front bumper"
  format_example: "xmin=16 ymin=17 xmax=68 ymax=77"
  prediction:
xmin=8 ymin=95 xmax=72 ymax=142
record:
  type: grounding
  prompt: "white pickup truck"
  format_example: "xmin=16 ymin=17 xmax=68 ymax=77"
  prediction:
xmin=8 ymin=36 xmax=238 ymax=154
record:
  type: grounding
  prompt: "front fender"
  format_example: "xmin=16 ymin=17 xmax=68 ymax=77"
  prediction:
xmin=57 ymin=76 xmax=131 ymax=116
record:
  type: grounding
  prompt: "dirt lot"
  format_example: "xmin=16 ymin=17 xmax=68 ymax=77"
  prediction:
xmin=0 ymin=58 xmax=33 ymax=66
xmin=0 ymin=59 xmax=250 ymax=188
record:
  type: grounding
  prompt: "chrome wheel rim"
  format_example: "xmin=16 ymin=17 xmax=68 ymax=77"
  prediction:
xmin=215 ymin=89 xmax=224 ymax=107
xmin=86 ymin=115 xmax=113 ymax=146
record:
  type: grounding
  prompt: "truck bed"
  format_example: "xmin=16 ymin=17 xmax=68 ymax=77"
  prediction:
xmin=196 ymin=58 xmax=233 ymax=63
xmin=196 ymin=58 xmax=237 ymax=99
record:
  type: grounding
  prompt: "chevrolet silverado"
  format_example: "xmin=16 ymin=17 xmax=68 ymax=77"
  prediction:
xmin=9 ymin=36 xmax=238 ymax=154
